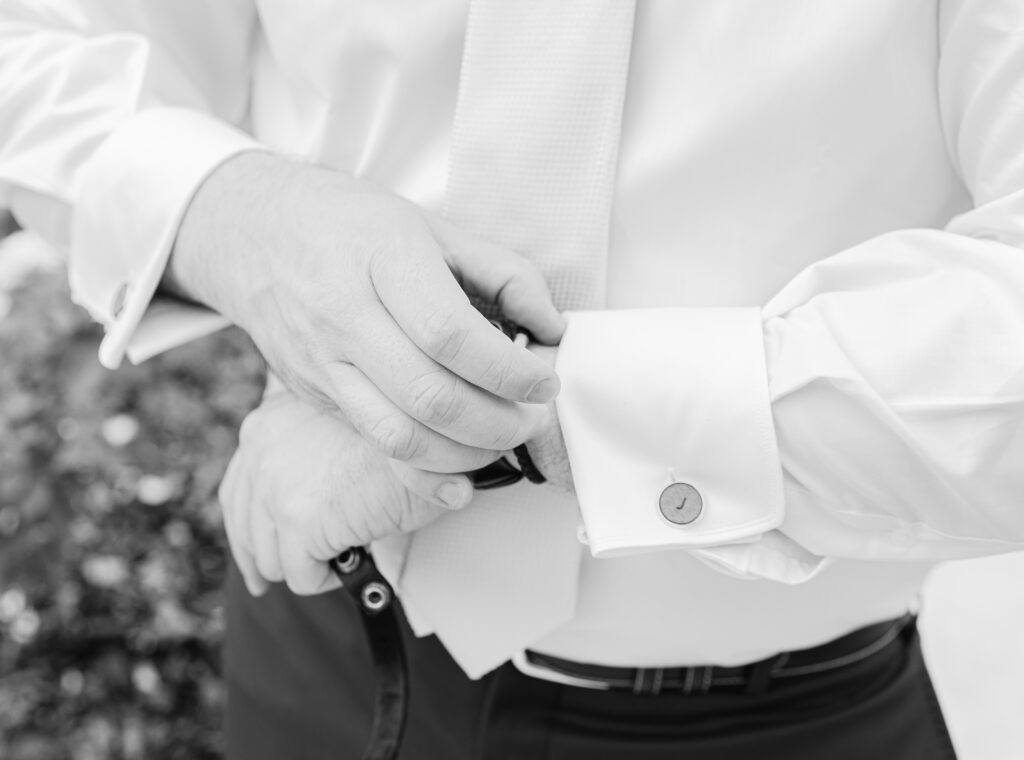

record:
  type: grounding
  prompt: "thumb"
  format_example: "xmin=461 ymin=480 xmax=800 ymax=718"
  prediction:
xmin=387 ymin=459 xmax=474 ymax=513
xmin=429 ymin=218 xmax=566 ymax=345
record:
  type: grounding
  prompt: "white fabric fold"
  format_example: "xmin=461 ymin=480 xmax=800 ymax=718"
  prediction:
xmin=400 ymin=484 xmax=584 ymax=679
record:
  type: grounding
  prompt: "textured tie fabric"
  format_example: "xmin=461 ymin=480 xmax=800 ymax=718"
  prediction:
xmin=394 ymin=0 xmax=638 ymax=678
xmin=442 ymin=0 xmax=637 ymax=312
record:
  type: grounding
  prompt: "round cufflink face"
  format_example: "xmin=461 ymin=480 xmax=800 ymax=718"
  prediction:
xmin=659 ymin=482 xmax=703 ymax=526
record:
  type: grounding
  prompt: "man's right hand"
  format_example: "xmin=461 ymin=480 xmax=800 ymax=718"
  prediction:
xmin=170 ymin=152 xmax=565 ymax=473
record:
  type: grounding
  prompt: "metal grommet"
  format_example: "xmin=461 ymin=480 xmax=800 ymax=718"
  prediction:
xmin=334 ymin=549 xmax=361 ymax=575
xmin=361 ymin=581 xmax=391 ymax=612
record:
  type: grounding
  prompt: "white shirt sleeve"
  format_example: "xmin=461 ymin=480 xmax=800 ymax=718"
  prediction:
xmin=0 ymin=1 xmax=262 ymax=367
xmin=557 ymin=0 xmax=1024 ymax=582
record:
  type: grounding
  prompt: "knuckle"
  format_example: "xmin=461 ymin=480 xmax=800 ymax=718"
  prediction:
xmin=366 ymin=414 xmax=423 ymax=461
xmin=255 ymin=558 xmax=282 ymax=582
xmin=397 ymin=494 xmax=444 ymax=533
xmin=272 ymin=499 xmax=304 ymax=532
xmin=490 ymin=415 xmax=529 ymax=451
xmin=218 ymin=457 xmax=241 ymax=507
xmin=238 ymin=411 xmax=261 ymax=444
xmin=477 ymin=353 xmax=518 ymax=396
xmin=217 ymin=478 xmax=231 ymax=508
xmin=285 ymin=565 xmax=329 ymax=596
xmin=497 ymin=275 xmax=529 ymax=306
xmin=418 ymin=307 xmax=470 ymax=362
xmin=284 ymin=576 xmax=315 ymax=596
xmin=407 ymin=373 xmax=463 ymax=428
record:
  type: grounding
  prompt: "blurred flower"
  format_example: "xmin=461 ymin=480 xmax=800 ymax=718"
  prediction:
xmin=153 ymin=599 xmax=197 ymax=639
xmin=100 ymin=414 xmax=139 ymax=448
xmin=10 ymin=609 xmax=40 ymax=644
xmin=81 ymin=555 xmax=129 ymax=589
xmin=68 ymin=518 xmax=100 ymax=546
xmin=162 ymin=520 xmax=192 ymax=548
xmin=131 ymin=661 xmax=160 ymax=695
xmin=138 ymin=551 xmax=176 ymax=597
xmin=56 ymin=418 xmax=80 ymax=441
xmin=60 ymin=669 xmax=84 ymax=696
xmin=0 ymin=587 xmax=27 ymax=622
xmin=0 ymin=505 xmax=21 ymax=536
xmin=135 ymin=475 xmax=179 ymax=506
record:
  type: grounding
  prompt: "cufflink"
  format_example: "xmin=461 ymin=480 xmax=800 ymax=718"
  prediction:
xmin=659 ymin=482 xmax=703 ymax=526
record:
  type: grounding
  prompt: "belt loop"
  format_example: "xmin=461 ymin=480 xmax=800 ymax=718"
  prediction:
xmin=651 ymin=667 xmax=664 ymax=696
xmin=698 ymin=666 xmax=714 ymax=695
xmin=632 ymin=668 xmax=648 ymax=695
xmin=632 ymin=667 xmax=665 ymax=696
xmin=681 ymin=666 xmax=696 ymax=695
xmin=745 ymin=654 xmax=782 ymax=696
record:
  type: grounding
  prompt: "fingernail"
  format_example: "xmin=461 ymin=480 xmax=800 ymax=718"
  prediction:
xmin=525 ymin=376 xmax=560 ymax=404
xmin=436 ymin=482 xmax=467 ymax=510
xmin=246 ymin=581 xmax=267 ymax=597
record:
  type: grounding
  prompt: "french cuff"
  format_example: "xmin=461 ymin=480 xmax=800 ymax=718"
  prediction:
xmin=68 ymin=107 xmax=265 ymax=369
xmin=556 ymin=308 xmax=785 ymax=558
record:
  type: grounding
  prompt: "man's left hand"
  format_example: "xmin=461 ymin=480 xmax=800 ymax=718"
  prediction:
xmin=219 ymin=390 xmax=474 ymax=597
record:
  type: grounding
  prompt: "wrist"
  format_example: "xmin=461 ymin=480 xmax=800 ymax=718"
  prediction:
xmin=166 ymin=150 xmax=284 ymax=325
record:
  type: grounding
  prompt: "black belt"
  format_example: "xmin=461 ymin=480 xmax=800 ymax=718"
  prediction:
xmin=525 ymin=614 xmax=915 ymax=697
xmin=328 ymin=446 xmax=545 ymax=760
xmin=329 ymin=547 xmax=407 ymax=760
xmin=328 ymin=307 xmax=546 ymax=760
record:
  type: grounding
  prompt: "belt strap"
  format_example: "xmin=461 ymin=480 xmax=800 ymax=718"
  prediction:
xmin=330 ymin=548 xmax=407 ymax=760
xmin=525 ymin=614 xmax=914 ymax=696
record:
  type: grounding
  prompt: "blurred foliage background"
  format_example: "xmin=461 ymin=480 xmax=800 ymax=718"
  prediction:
xmin=0 ymin=219 xmax=265 ymax=759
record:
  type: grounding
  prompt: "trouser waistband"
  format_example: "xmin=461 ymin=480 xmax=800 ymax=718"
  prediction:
xmin=523 ymin=614 xmax=915 ymax=696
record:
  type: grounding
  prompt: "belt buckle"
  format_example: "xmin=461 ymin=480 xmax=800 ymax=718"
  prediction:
xmin=511 ymin=651 xmax=611 ymax=691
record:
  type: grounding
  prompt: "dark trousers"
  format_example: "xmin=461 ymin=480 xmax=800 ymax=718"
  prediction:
xmin=224 ymin=563 xmax=958 ymax=759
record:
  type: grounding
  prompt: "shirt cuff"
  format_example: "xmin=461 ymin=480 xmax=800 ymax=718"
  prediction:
xmin=68 ymin=107 xmax=265 ymax=368
xmin=556 ymin=308 xmax=785 ymax=558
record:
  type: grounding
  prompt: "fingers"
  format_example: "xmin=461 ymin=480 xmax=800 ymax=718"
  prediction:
xmin=386 ymin=460 xmax=474 ymax=510
xmin=327 ymin=354 xmax=549 ymax=460
xmin=221 ymin=386 xmax=471 ymax=599
xmin=428 ymin=217 xmax=567 ymax=346
xmin=369 ymin=236 xmax=561 ymax=405
xmin=219 ymin=455 xmax=269 ymax=597
xmin=221 ymin=468 xmax=338 ymax=596
xmin=279 ymin=532 xmax=342 ymax=596
xmin=325 ymin=361 xmax=500 ymax=471
xmin=251 ymin=502 xmax=285 ymax=584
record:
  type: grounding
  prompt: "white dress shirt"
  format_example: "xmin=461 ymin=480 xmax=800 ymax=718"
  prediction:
xmin=2 ymin=0 xmax=1024 ymax=671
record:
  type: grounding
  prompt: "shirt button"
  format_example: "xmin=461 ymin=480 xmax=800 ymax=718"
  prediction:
xmin=110 ymin=282 xmax=129 ymax=319
xmin=659 ymin=482 xmax=703 ymax=526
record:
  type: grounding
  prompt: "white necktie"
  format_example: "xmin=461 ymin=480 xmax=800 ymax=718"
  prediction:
xmin=387 ymin=0 xmax=637 ymax=679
